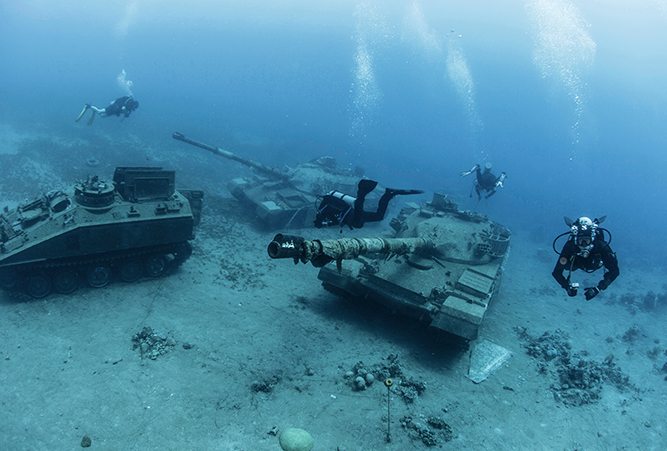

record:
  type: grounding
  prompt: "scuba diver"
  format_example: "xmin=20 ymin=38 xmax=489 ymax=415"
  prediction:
xmin=552 ymin=216 xmax=619 ymax=300
xmin=75 ymin=95 xmax=139 ymax=125
xmin=314 ymin=179 xmax=423 ymax=230
xmin=459 ymin=162 xmax=507 ymax=201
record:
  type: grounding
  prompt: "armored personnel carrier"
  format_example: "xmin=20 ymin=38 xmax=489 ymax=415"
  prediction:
xmin=172 ymin=132 xmax=381 ymax=229
xmin=268 ymin=193 xmax=511 ymax=340
xmin=0 ymin=167 xmax=203 ymax=298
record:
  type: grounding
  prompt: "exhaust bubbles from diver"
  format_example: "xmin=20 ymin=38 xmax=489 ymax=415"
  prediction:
xmin=117 ymin=69 xmax=134 ymax=96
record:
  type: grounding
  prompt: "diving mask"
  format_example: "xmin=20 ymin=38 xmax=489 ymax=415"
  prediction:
xmin=575 ymin=235 xmax=593 ymax=257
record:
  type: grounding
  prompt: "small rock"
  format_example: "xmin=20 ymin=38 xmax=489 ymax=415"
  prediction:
xmin=81 ymin=435 xmax=92 ymax=448
xmin=354 ymin=376 xmax=366 ymax=390
xmin=279 ymin=427 xmax=314 ymax=451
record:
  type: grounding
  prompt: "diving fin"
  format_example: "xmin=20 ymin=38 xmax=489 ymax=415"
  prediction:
xmin=75 ymin=104 xmax=90 ymax=123
xmin=357 ymin=179 xmax=378 ymax=197
xmin=595 ymin=215 xmax=607 ymax=225
xmin=459 ymin=164 xmax=479 ymax=177
xmin=385 ymin=188 xmax=425 ymax=196
xmin=87 ymin=111 xmax=95 ymax=125
xmin=564 ymin=216 xmax=574 ymax=227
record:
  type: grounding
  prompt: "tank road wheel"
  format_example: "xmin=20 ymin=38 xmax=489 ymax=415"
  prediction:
xmin=145 ymin=255 xmax=167 ymax=277
xmin=0 ymin=267 xmax=18 ymax=289
xmin=53 ymin=269 xmax=79 ymax=294
xmin=26 ymin=272 xmax=52 ymax=299
xmin=87 ymin=265 xmax=111 ymax=288
xmin=120 ymin=260 xmax=143 ymax=283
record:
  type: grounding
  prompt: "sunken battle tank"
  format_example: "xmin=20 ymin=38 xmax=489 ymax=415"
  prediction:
xmin=0 ymin=167 xmax=203 ymax=298
xmin=173 ymin=132 xmax=381 ymax=229
xmin=268 ymin=193 xmax=511 ymax=340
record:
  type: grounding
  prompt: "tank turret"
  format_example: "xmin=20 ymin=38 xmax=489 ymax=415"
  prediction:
xmin=0 ymin=167 xmax=203 ymax=299
xmin=268 ymin=193 xmax=511 ymax=340
xmin=173 ymin=132 xmax=380 ymax=229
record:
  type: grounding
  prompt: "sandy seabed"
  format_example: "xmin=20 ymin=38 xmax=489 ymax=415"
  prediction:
xmin=1 ymin=123 xmax=666 ymax=451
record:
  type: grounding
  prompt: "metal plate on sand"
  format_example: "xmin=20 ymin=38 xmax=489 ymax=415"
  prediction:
xmin=467 ymin=340 xmax=512 ymax=384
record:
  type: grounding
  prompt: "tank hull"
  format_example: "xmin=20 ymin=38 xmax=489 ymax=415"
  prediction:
xmin=0 ymin=167 xmax=202 ymax=298
xmin=318 ymin=252 xmax=504 ymax=340
xmin=228 ymin=177 xmax=322 ymax=229
xmin=227 ymin=159 xmax=376 ymax=229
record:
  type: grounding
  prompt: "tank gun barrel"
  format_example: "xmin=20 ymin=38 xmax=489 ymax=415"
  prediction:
xmin=268 ymin=233 xmax=431 ymax=267
xmin=172 ymin=132 xmax=286 ymax=180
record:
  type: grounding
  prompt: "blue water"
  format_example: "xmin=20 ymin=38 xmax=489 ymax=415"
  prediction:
xmin=1 ymin=0 xmax=666 ymax=265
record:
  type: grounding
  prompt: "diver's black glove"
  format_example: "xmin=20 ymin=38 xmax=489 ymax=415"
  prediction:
xmin=566 ymin=285 xmax=578 ymax=297
xmin=584 ymin=287 xmax=599 ymax=301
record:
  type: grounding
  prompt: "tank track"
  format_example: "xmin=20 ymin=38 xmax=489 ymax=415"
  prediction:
xmin=0 ymin=241 xmax=192 ymax=300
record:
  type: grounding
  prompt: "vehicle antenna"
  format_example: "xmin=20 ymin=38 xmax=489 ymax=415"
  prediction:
xmin=384 ymin=378 xmax=393 ymax=442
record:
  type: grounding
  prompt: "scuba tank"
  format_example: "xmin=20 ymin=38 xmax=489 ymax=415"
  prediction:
xmin=326 ymin=190 xmax=356 ymax=208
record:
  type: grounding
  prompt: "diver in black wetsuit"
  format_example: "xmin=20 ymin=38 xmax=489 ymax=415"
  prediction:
xmin=459 ymin=162 xmax=507 ymax=200
xmin=75 ymin=95 xmax=139 ymax=125
xmin=552 ymin=216 xmax=619 ymax=300
xmin=314 ymin=179 xmax=423 ymax=230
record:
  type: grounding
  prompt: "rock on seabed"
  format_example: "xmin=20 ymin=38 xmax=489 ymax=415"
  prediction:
xmin=279 ymin=427 xmax=314 ymax=451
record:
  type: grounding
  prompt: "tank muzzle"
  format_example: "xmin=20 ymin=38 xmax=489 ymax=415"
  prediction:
xmin=267 ymin=234 xmax=305 ymax=260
